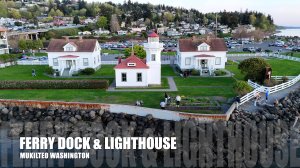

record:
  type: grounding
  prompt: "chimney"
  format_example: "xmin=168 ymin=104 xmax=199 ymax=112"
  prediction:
xmin=206 ymin=35 xmax=211 ymax=41
xmin=118 ymin=57 xmax=122 ymax=64
xmin=192 ymin=36 xmax=197 ymax=42
xmin=79 ymin=36 xmax=83 ymax=42
xmin=63 ymin=36 xmax=69 ymax=42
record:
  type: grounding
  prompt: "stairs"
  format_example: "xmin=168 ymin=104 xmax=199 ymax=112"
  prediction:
xmin=61 ymin=68 xmax=70 ymax=77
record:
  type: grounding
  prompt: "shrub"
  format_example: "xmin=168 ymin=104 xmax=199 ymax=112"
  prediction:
xmin=238 ymin=58 xmax=270 ymax=83
xmin=80 ymin=68 xmax=95 ymax=75
xmin=191 ymin=69 xmax=199 ymax=76
xmin=214 ymin=70 xmax=227 ymax=76
xmin=45 ymin=67 xmax=54 ymax=75
xmin=0 ymin=80 xmax=109 ymax=89
xmin=263 ymin=79 xmax=278 ymax=87
xmin=281 ymin=76 xmax=289 ymax=83
xmin=233 ymin=81 xmax=253 ymax=96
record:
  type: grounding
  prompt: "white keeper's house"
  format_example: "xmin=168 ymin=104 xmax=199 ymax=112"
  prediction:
xmin=114 ymin=32 xmax=164 ymax=88
xmin=47 ymin=37 xmax=101 ymax=76
xmin=176 ymin=37 xmax=228 ymax=76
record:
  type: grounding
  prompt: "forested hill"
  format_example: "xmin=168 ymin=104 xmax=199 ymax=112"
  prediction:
xmin=0 ymin=0 xmax=276 ymax=31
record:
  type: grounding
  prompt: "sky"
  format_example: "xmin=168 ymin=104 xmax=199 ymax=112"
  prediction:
xmin=87 ymin=0 xmax=300 ymax=27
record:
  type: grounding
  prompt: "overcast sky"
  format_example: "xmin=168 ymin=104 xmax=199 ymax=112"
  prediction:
xmin=86 ymin=0 xmax=300 ymax=26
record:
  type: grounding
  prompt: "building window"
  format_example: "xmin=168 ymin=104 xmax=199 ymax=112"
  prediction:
xmin=151 ymin=54 xmax=156 ymax=61
xmin=66 ymin=47 xmax=73 ymax=51
xmin=83 ymin=58 xmax=89 ymax=66
xmin=137 ymin=73 xmax=142 ymax=82
xmin=185 ymin=57 xmax=191 ymax=65
xmin=121 ymin=73 xmax=127 ymax=82
xmin=215 ymin=57 xmax=221 ymax=65
xmin=53 ymin=58 xmax=58 ymax=66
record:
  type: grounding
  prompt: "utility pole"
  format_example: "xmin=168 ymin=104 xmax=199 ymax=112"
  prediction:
xmin=215 ymin=13 xmax=218 ymax=38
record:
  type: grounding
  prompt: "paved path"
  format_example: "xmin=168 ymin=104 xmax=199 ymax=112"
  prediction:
xmin=240 ymin=82 xmax=300 ymax=112
xmin=106 ymin=77 xmax=178 ymax=92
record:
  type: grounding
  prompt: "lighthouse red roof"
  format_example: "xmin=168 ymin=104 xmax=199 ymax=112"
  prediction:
xmin=115 ymin=55 xmax=149 ymax=69
xmin=148 ymin=32 xmax=159 ymax=38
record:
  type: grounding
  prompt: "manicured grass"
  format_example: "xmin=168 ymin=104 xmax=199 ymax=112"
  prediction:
xmin=0 ymin=65 xmax=237 ymax=114
xmin=267 ymin=59 xmax=300 ymax=76
xmin=161 ymin=65 xmax=177 ymax=76
xmin=0 ymin=65 xmax=51 ymax=80
xmin=225 ymin=62 xmax=245 ymax=80
xmin=92 ymin=65 xmax=115 ymax=77
xmin=174 ymin=77 xmax=236 ymax=86
xmin=283 ymin=52 xmax=300 ymax=58
xmin=102 ymin=49 xmax=124 ymax=54
xmin=225 ymin=59 xmax=300 ymax=80
xmin=162 ymin=51 xmax=176 ymax=56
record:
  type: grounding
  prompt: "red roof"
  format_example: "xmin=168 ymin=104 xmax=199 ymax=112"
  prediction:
xmin=59 ymin=55 xmax=79 ymax=58
xmin=194 ymin=54 xmax=215 ymax=57
xmin=148 ymin=32 xmax=159 ymax=38
xmin=0 ymin=27 xmax=7 ymax=32
xmin=179 ymin=38 xmax=227 ymax=52
xmin=115 ymin=55 xmax=149 ymax=69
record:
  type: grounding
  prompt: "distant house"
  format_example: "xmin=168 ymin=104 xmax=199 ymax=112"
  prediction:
xmin=47 ymin=37 xmax=101 ymax=77
xmin=94 ymin=28 xmax=110 ymax=35
xmin=78 ymin=31 xmax=92 ymax=36
xmin=167 ymin=29 xmax=182 ymax=36
xmin=117 ymin=30 xmax=128 ymax=35
xmin=176 ymin=37 xmax=228 ymax=76
xmin=0 ymin=27 xmax=9 ymax=55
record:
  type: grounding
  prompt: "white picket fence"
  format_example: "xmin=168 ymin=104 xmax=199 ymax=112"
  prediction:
xmin=17 ymin=60 xmax=48 ymax=65
xmin=239 ymin=74 xmax=300 ymax=106
xmin=0 ymin=62 xmax=16 ymax=68
xmin=227 ymin=53 xmax=300 ymax=62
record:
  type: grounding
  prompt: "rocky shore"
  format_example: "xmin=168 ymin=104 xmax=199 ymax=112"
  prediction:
xmin=0 ymin=88 xmax=299 ymax=167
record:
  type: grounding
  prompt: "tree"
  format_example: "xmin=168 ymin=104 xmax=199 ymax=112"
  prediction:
xmin=96 ymin=16 xmax=108 ymax=29
xmin=163 ymin=12 xmax=174 ymax=23
xmin=249 ymin=14 xmax=256 ymax=25
xmin=0 ymin=1 xmax=8 ymax=18
xmin=18 ymin=39 xmax=28 ymax=53
xmin=124 ymin=45 xmax=146 ymax=59
xmin=73 ymin=16 xmax=80 ymax=25
xmin=238 ymin=58 xmax=270 ymax=83
xmin=9 ymin=9 xmax=21 ymax=19
xmin=110 ymin=14 xmax=120 ymax=33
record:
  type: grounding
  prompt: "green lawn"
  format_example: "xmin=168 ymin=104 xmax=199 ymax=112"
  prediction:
xmin=92 ymin=65 xmax=115 ymax=77
xmin=162 ymin=51 xmax=176 ymax=56
xmin=284 ymin=52 xmax=300 ymax=58
xmin=162 ymin=65 xmax=177 ymax=76
xmin=0 ymin=65 xmax=237 ymax=113
xmin=174 ymin=77 xmax=236 ymax=86
xmin=225 ymin=59 xmax=300 ymax=80
xmin=267 ymin=59 xmax=300 ymax=76
xmin=0 ymin=65 xmax=51 ymax=80
xmin=225 ymin=62 xmax=245 ymax=80
xmin=102 ymin=49 xmax=124 ymax=54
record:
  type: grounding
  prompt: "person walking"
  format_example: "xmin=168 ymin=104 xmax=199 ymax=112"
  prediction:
xmin=175 ymin=95 xmax=181 ymax=107
xmin=265 ymin=89 xmax=269 ymax=103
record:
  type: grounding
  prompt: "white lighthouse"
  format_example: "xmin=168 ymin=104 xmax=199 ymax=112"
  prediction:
xmin=144 ymin=32 xmax=164 ymax=85
xmin=114 ymin=32 xmax=164 ymax=88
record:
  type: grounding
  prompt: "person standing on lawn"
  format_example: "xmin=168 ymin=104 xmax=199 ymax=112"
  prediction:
xmin=235 ymin=96 xmax=241 ymax=110
xmin=160 ymin=101 xmax=166 ymax=109
xmin=176 ymin=95 xmax=181 ymax=107
xmin=32 ymin=69 xmax=36 ymax=77
xmin=164 ymin=92 xmax=168 ymax=103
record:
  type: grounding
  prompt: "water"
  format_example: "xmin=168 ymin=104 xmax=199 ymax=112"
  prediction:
xmin=275 ymin=28 xmax=300 ymax=37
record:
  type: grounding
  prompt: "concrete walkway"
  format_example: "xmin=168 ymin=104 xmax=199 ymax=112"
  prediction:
xmin=106 ymin=77 xmax=178 ymax=92
xmin=240 ymin=82 xmax=300 ymax=112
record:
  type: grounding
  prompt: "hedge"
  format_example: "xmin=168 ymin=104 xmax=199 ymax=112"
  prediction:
xmin=0 ymin=80 xmax=109 ymax=89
